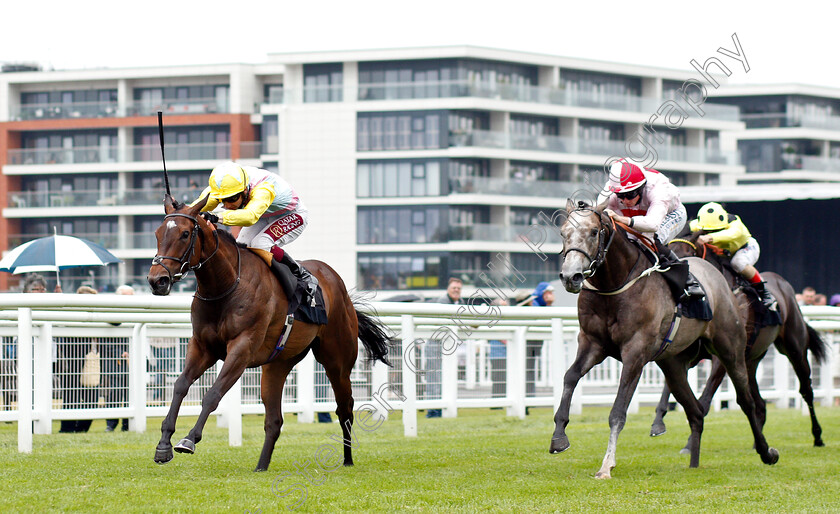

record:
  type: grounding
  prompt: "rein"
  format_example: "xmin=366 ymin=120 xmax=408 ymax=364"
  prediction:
xmin=566 ymin=210 xmax=663 ymax=295
xmin=151 ymin=213 xmax=240 ymax=301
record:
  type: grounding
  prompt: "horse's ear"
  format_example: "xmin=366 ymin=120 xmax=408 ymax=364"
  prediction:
xmin=565 ymin=198 xmax=576 ymax=213
xmin=186 ymin=194 xmax=209 ymax=217
xmin=164 ymin=194 xmax=175 ymax=214
xmin=595 ymin=200 xmax=609 ymax=214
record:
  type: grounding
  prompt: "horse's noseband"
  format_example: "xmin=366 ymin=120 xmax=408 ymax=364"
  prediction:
xmin=561 ymin=208 xmax=615 ymax=279
xmin=152 ymin=213 xmax=220 ymax=282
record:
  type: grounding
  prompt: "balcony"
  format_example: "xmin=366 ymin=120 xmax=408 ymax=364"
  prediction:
xmin=457 ymin=130 xmax=739 ymax=166
xmin=13 ymin=101 xmax=120 ymax=120
xmin=354 ymin=80 xmax=740 ymax=121
xmin=449 ymin=176 xmax=578 ymax=198
xmin=6 ymin=142 xmax=261 ymax=166
xmin=7 ymin=186 xmax=202 ymax=209
xmin=792 ymin=155 xmax=840 ymax=173
xmin=448 ymin=223 xmax=564 ymax=244
xmin=126 ymin=97 xmax=229 ymax=116
xmin=7 ymin=232 xmax=118 ymax=249
xmin=740 ymin=112 xmax=840 ymax=131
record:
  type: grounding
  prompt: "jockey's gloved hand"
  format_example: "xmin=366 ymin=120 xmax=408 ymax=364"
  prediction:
xmin=201 ymin=212 xmax=219 ymax=225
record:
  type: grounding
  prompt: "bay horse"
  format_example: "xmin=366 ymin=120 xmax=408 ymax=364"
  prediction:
xmin=147 ymin=195 xmax=392 ymax=471
xmin=651 ymin=230 xmax=826 ymax=448
xmin=551 ymin=200 xmax=778 ymax=479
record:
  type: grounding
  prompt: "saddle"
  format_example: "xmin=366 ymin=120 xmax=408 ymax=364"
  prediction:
xmin=249 ymin=248 xmax=328 ymax=326
xmin=722 ymin=263 xmax=782 ymax=329
xmin=635 ymin=240 xmax=712 ymax=321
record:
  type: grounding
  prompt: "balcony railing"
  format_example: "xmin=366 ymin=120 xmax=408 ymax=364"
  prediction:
xmin=351 ymin=80 xmax=740 ymax=121
xmin=13 ymin=101 xmax=120 ymax=121
xmin=740 ymin=112 xmax=840 ymax=131
xmin=7 ymin=186 xmax=203 ymax=209
xmin=11 ymin=97 xmax=229 ymax=120
xmin=7 ymin=232 xmax=118 ymax=249
xmin=459 ymin=130 xmax=739 ymax=166
xmin=794 ymin=155 xmax=840 ymax=173
xmin=7 ymin=142 xmax=261 ymax=166
xmin=448 ymin=176 xmax=578 ymax=197
xmin=448 ymin=223 xmax=564 ymax=244
xmin=126 ymin=97 xmax=229 ymax=116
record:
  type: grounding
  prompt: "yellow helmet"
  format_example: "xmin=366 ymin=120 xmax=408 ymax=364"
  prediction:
xmin=695 ymin=202 xmax=730 ymax=230
xmin=208 ymin=162 xmax=248 ymax=200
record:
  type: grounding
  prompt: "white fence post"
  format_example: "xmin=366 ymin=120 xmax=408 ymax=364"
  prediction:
xmin=507 ymin=326 xmax=526 ymax=419
xmin=820 ymin=333 xmax=835 ymax=407
xmin=130 ymin=323 xmax=147 ymax=433
xmin=371 ymin=360 xmax=390 ymax=420
xmin=774 ymin=347 xmax=790 ymax=409
xmin=401 ymin=315 xmax=417 ymax=437
xmin=33 ymin=322 xmax=52 ymax=435
xmin=297 ymin=353 xmax=315 ymax=423
xmin=17 ymin=308 xmax=33 ymax=453
xmin=551 ymin=318 xmax=564 ymax=414
xmin=442 ymin=343 xmax=458 ymax=418
xmin=465 ymin=339 xmax=476 ymax=390
xmin=223 ymin=376 xmax=243 ymax=447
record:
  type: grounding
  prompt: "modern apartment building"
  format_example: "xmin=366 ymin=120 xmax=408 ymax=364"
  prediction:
xmin=0 ymin=46 xmax=745 ymax=296
xmin=707 ymin=84 xmax=840 ymax=184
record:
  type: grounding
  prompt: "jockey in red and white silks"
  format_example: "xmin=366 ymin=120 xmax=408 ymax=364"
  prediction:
xmin=597 ymin=159 xmax=687 ymax=245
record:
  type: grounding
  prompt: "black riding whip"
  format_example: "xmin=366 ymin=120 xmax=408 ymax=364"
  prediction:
xmin=157 ymin=111 xmax=171 ymax=197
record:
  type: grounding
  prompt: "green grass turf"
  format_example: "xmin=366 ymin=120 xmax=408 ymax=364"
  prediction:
xmin=0 ymin=406 xmax=838 ymax=512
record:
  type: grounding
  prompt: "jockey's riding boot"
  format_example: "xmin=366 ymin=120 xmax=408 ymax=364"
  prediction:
xmin=280 ymin=252 xmax=318 ymax=306
xmin=656 ymin=239 xmax=704 ymax=300
xmin=753 ymin=281 xmax=778 ymax=311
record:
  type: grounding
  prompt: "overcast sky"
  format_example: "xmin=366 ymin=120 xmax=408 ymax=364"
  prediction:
xmin=2 ymin=1 xmax=835 ymax=89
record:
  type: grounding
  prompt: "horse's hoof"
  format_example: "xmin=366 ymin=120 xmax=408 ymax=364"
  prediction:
xmin=174 ymin=438 xmax=196 ymax=454
xmin=594 ymin=471 xmax=612 ymax=480
xmin=154 ymin=446 xmax=173 ymax=464
xmin=254 ymin=466 xmax=267 ymax=472
xmin=679 ymin=447 xmax=691 ymax=455
xmin=815 ymin=439 xmax=825 ymax=447
xmin=650 ymin=424 xmax=666 ymax=437
xmin=549 ymin=437 xmax=570 ymax=454
xmin=762 ymin=447 xmax=779 ymax=465
xmin=343 ymin=460 xmax=354 ymax=467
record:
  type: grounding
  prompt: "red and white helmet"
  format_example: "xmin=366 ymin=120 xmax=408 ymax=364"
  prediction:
xmin=609 ymin=160 xmax=647 ymax=194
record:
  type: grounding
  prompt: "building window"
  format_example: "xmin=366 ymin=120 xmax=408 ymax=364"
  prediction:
xmin=262 ymin=115 xmax=279 ymax=154
xmin=357 ymin=111 xmax=445 ymax=151
xmin=17 ymin=130 xmax=118 ymax=165
xmin=357 ymin=160 xmax=442 ymax=198
xmin=358 ymin=253 xmax=443 ymax=290
xmin=357 ymin=206 xmax=445 ymax=244
xmin=133 ymin=125 xmax=230 ymax=161
xmin=132 ymin=85 xmax=229 ymax=115
xmin=20 ymin=89 xmax=118 ymax=119
xmin=304 ymin=63 xmax=343 ymax=103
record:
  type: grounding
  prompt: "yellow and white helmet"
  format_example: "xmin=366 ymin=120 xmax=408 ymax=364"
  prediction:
xmin=695 ymin=202 xmax=730 ymax=230
xmin=208 ymin=162 xmax=248 ymax=200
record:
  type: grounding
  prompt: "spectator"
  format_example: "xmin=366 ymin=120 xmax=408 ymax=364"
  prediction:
xmin=814 ymin=294 xmax=827 ymax=306
xmin=829 ymin=294 xmax=840 ymax=307
xmin=1 ymin=274 xmax=50 ymax=411
xmin=526 ymin=282 xmax=555 ymax=415
xmin=426 ymin=278 xmax=464 ymax=419
xmin=797 ymin=287 xmax=818 ymax=306
xmin=58 ymin=286 xmax=98 ymax=433
xmin=105 ymin=285 xmax=134 ymax=432
xmin=488 ymin=298 xmax=508 ymax=400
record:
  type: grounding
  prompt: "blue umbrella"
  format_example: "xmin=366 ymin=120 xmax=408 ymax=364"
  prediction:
xmin=0 ymin=230 xmax=121 ymax=288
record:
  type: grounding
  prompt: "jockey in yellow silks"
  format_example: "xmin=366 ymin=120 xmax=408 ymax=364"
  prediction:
xmin=690 ymin=202 xmax=777 ymax=310
xmin=191 ymin=161 xmax=318 ymax=303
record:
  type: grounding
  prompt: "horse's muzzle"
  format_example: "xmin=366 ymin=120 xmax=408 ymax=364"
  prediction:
xmin=148 ymin=274 xmax=172 ymax=296
xmin=561 ymin=272 xmax=584 ymax=293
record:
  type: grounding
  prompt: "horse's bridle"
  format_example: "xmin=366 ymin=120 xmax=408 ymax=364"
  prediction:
xmin=151 ymin=213 xmax=240 ymax=301
xmin=560 ymin=206 xmax=616 ymax=280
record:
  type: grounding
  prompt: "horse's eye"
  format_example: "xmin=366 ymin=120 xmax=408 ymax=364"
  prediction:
xmin=590 ymin=229 xmax=598 ymax=237
xmin=181 ymin=230 xmax=190 ymax=239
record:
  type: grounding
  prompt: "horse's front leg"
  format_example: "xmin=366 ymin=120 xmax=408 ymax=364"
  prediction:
xmin=595 ymin=347 xmax=646 ymax=479
xmin=155 ymin=342 xmax=216 ymax=464
xmin=174 ymin=344 xmax=252 ymax=455
xmin=550 ymin=333 xmax=607 ymax=454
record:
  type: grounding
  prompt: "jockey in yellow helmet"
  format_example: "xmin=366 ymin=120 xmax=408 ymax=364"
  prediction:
xmin=192 ymin=161 xmax=318 ymax=303
xmin=690 ymin=202 xmax=777 ymax=310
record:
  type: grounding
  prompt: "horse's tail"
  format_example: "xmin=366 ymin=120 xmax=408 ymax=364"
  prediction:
xmin=806 ymin=323 xmax=828 ymax=364
xmin=351 ymin=292 xmax=393 ymax=366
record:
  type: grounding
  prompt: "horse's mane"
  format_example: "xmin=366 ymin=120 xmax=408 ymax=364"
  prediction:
xmin=214 ymin=227 xmax=247 ymax=248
